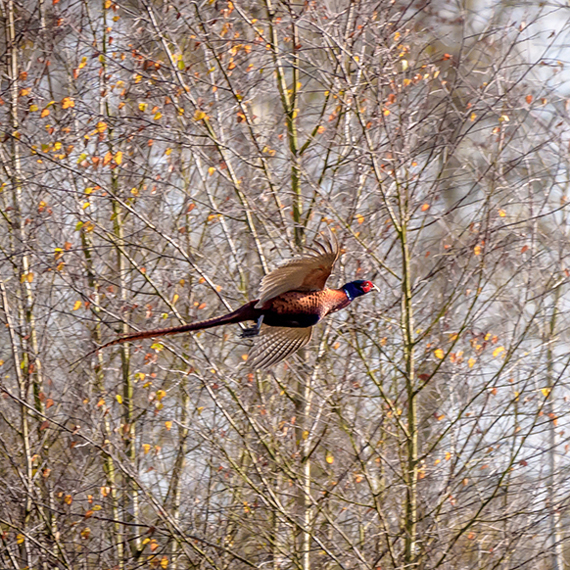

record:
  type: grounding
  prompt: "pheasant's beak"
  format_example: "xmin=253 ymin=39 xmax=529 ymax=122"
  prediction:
xmin=371 ymin=284 xmax=380 ymax=293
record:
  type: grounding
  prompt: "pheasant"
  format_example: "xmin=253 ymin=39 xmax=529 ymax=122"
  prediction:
xmin=96 ymin=235 xmax=378 ymax=368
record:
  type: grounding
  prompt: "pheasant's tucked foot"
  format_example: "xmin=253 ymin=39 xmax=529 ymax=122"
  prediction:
xmin=241 ymin=326 xmax=260 ymax=338
xmin=240 ymin=316 xmax=264 ymax=338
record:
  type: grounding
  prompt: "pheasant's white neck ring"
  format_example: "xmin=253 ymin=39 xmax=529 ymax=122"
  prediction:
xmin=343 ymin=287 xmax=354 ymax=301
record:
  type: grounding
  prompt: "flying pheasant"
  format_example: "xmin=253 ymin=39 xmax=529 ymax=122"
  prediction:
xmin=96 ymin=235 xmax=378 ymax=368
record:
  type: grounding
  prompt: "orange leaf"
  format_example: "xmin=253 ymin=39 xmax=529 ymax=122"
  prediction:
xmin=103 ymin=152 xmax=113 ymax=166
xmin=421 ymin=203 xmax=430 ymax=211
xmin=45 ymin=398 xmax=54 ymax=409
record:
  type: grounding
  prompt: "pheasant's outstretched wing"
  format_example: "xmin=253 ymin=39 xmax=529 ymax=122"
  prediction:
xmin=255 ymin=234 xmax=339 ymax=308
xmin=249 ymin=326 xmax=312 ymax=369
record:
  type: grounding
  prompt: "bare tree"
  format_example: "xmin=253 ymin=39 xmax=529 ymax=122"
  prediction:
xmin=2 ymin=1 xmax=570 ymax=569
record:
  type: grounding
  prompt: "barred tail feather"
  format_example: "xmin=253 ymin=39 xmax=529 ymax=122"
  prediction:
xmin=96 ymin=300 xmax=260 ymax=351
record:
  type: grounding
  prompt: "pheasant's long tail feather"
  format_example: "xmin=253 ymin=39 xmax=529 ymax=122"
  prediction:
xmin=96 ymin=300 xmax=260 ymax=352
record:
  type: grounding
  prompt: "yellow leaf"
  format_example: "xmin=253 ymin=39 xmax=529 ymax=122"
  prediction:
xmin=445 ymin=452 xmax=451 ymax=461
xmin=541 ymin=388 xmax=551 ymax=398
xmin=16 ymin=534 xmax=25 ymax=544
xmin=103 ymin=151 xmax=113 ymax=166
xmin=474 ymin=245 xmax=481 ymax=256
xmin=401 ymin=59 xmax=409 ymax=71
xmin=356 ymin=214 xmax=365 ymax=224
xmin=165 ymin=148 xmax=172 ymax=156
xmin=208 ymin=166 xmax=216 ymax=176
xmin=64 ymin=494 xmax=73 ymax=505
xmin=61 ymin=97 xmax=75 ymax=109
xmin=143 ymin=443 xmax=151 ymax=454
xmin=95 ymin=121 xmax=107 ymax=133
xmin=156 ymin=390 xmax=166 ymax=401
xmin=138 ymin=102 xmax=147 ymax=111
xmin=153 ymin=112 xmax=162 ymax=120
xmin=165 ymin=421 xmax=172 ymax=431
xmin=468 ymin=357 xmax=476 ymax=368
xmin=492 ymin=346 xmax=505 ymax=357
xmin=116 ymin=394 xmax=122 ymax=404
xmin=114 ymin=151 xmax=123 ymax=165
xmin=100 ymin=486 xmax=110 ymax=497
xmin=434 ymin=349 xmax=444 ymax=359
xmin=470 ymin=112 xmax=477 ymax=121
xmin=29 ymin=104 xmax=38 ymax=112
xmin=73 ymin=300 xmax=82 ymax=311
xmin=160 ymin=556 xmax=169 ymax=568
xmin=325 ymin=451 xmax=334 ymax=464
xmin=194 ymin=109 xmax=206 ymax=121
xmin=498 ymin=209 xmax=506 ymax=217
xmin=85 ymin=187 xmax=94 ymax=195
